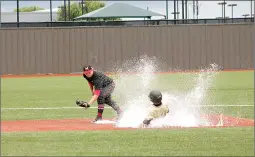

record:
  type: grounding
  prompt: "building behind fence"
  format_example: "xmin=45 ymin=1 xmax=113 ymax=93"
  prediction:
xmin=0 ymin=23 xmax=253 ymax=75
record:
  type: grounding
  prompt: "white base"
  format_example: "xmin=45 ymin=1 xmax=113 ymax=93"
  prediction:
xmin=94 ymin=120 xmax=116 ymax=124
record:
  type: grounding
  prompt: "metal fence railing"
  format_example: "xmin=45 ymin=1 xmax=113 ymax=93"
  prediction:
xmin=0 ymin=17 xmax=254 ymax=28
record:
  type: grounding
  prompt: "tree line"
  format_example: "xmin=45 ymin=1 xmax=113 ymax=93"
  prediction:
xmin=13 ymin=1 xmax=120 ymax=21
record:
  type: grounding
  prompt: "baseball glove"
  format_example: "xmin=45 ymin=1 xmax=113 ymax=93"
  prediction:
xmin=76 ymin=100 xmax=90 ymax=108
xmin=143 ymin=119 xmax=152 ymax=125
xmin=140 ymin=118 xmax=152 ymax=128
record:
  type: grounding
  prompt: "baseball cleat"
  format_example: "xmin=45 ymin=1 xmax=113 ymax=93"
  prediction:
xmin=92 ymin=116 xmax=102 ymax=123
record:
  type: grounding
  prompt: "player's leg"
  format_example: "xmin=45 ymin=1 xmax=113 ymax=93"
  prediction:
xmin=101 ymin=82 xmax=122 ymax=119
xmin=105 ymin=95 xmax=122 ymax=117
xmin=93 ymin=96 xmax=105 ymax=122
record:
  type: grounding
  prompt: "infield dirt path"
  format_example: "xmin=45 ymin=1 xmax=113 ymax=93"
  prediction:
xmin=1 ymin=114 xmax=254 ymax=132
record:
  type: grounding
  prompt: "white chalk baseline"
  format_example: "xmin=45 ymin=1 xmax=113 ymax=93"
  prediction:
xmin=1 ymin=105 xmax=254 ymax=110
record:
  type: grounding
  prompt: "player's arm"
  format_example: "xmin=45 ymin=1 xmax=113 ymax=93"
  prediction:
xmin=88 ymin=82 xmax=94 ymax=94
xmin=87 ymin=89 xmax=100 ymax=105
xmin=87 ymin=94 xmax=99 ymax=105
xmin=142 ymin=110 xmax=155 ymax=127
xmin=87 ymin=82 xmax=103 ymax=105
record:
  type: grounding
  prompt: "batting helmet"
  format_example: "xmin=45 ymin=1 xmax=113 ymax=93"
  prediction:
xmin=148 ymin=90 xmax=162 ymax=105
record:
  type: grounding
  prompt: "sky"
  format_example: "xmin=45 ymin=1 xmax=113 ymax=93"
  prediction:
xmin=1 ymin=1 xmax=254 ymax=19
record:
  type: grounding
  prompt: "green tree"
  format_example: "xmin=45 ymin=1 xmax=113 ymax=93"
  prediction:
xmin=14 ymin=6 xmax=44 ymax=12
xmin=57 ymin=1 xmax=121 ymax=21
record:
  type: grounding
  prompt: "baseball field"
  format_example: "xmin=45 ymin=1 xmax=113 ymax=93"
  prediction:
xmin=1 ymin=69 xmax=254 ymax=156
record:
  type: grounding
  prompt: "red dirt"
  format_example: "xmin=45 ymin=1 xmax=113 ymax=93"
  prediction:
xmin=1 ymin=119 xmax=132 ymax=132
xmin=1 ymin=114 xmax=254 ymax=133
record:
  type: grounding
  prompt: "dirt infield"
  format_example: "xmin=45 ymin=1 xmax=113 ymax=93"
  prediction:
xmin=1 ymin=114 xmax=254 ymax=132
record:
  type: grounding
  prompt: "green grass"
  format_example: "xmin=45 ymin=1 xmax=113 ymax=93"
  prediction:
xmin=2 ymin=127 xmax=254 ymax=156
xmin=1 ymin=71 xmax=254 ymax=156
xmin=1 ymin=70 xmax=254 ymax=119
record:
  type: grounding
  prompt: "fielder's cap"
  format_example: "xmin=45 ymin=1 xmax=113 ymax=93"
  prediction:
xmin=83 ymin=65 xmax=93 ymax=71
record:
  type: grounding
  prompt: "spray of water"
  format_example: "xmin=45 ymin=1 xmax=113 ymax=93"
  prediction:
xmin=149 ymin=63 xmax=220 ymax=128
xmin=110 ymin=56 xmax=220 ymax=128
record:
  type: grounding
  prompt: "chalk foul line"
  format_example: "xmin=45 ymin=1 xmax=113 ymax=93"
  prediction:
xmin=1 ymin=105 xmax=254 ymax=110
